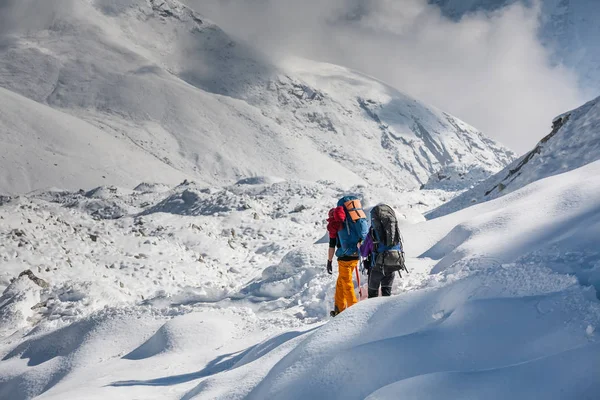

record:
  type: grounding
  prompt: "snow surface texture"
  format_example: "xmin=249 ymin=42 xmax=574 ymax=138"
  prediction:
xmin=1 ymin=161 xmax=599 ymax=399
xmin=431 ymin=0 xmax=600 ymax=92
xmin=0 ymin=0 xmax=514 ymax=195
xmin=181 ymin=162 xmax=600 ymax=400
xmin=430 ymin=95 xmax=600 ymax=218
xmin=0 ymin=178 xmax=441 ymax=399
xmin=0 ymin=179 xmax=437 ymax=334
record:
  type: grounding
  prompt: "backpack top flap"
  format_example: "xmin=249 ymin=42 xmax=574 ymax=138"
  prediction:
xmin=343 ymin=199 xmax=366 ymax=222
xmin=371 ymin=204 xmax=401 ymax=248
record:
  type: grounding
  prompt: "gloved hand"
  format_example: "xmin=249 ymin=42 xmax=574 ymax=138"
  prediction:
xmin=361 ymin=265 xmax=370 ymax=276
xmin=363 ymin=255 xmax=373 ymax=276
xmin=327 ymin=260 xmax=333 ymax=275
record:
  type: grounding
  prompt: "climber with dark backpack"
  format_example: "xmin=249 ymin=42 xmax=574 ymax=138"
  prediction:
xmin=360 ymin=204 xmax=407 ymax=298
xmin=326 ymin=195 xmax=369 ymax=316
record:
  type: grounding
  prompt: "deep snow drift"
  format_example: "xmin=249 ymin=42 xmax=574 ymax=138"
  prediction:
xmin=0 ymin=0 xmax=513 ymax=194
xmin=430 ymin=95 xmax=600 ymax=218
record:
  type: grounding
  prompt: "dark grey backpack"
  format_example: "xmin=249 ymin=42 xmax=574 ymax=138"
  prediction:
xmin=370 ymin=204 xmax=408 ymax=276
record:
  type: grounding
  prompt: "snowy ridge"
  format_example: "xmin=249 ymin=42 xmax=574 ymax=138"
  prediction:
xmin=429 ymin=95 xmax=600 ymax=218
xmin=260 ymin=58 xmax=515 ymax=188
xmin=0 ymin=0 xmax=514 ymax=194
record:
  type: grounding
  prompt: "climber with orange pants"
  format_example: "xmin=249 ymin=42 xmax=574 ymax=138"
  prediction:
xmin=326 ymin=196 xmax=369 ymax=317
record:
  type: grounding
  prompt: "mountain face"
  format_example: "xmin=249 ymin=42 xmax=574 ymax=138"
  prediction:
xmin=0 ymin=0 xmax=514 ymax=195
xmin=429 ymin=95 xmax=600 ymax=218
xmin=430 ymin=0 xmax=600 ymax=92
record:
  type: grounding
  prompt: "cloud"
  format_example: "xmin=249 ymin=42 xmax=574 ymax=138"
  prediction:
xmin=187 ymin=0 xmax=586 ymax=153
xmin=0 ymin=0 xmax=74 ymax=35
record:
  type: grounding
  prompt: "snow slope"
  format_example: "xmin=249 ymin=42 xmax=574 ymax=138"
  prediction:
xmin=198 ymin=275 xmax=598 ymax=400
xmin=0 ymin=87 xmax=189 ymax=194
xmin=0 ymin=0 xmax=514 ymax=194
xmin=188 ymin=160 xmax=600 ymax=400
xmin=429 ymin=95 xmax=600 ymax=218
xmin=0 ymin=159 xmax=598 ymax=399
xmin=415 ymin=159 xmax=600 ymax=291
xmin=430 ymin=0 xmax=600 ymax=91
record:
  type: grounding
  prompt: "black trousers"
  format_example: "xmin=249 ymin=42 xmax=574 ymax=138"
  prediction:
xmin=368 ymin=268 xmax=395 ymax=298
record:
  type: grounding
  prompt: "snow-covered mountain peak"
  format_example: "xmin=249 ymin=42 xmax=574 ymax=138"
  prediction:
xmin=0 ymin=0 xmax=514 ymax=195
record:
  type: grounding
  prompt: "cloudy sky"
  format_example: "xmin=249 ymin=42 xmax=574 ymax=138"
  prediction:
xmin=188 ymin=0 xmax=587 ymax=154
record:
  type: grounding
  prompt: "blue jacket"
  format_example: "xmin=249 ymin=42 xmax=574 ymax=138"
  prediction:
xmin=336 ymin=217 xmax=368 ymax=258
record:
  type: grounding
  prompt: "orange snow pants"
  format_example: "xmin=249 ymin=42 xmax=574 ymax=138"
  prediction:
xmin=334 ymin=259 xmax=358 ymax=313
